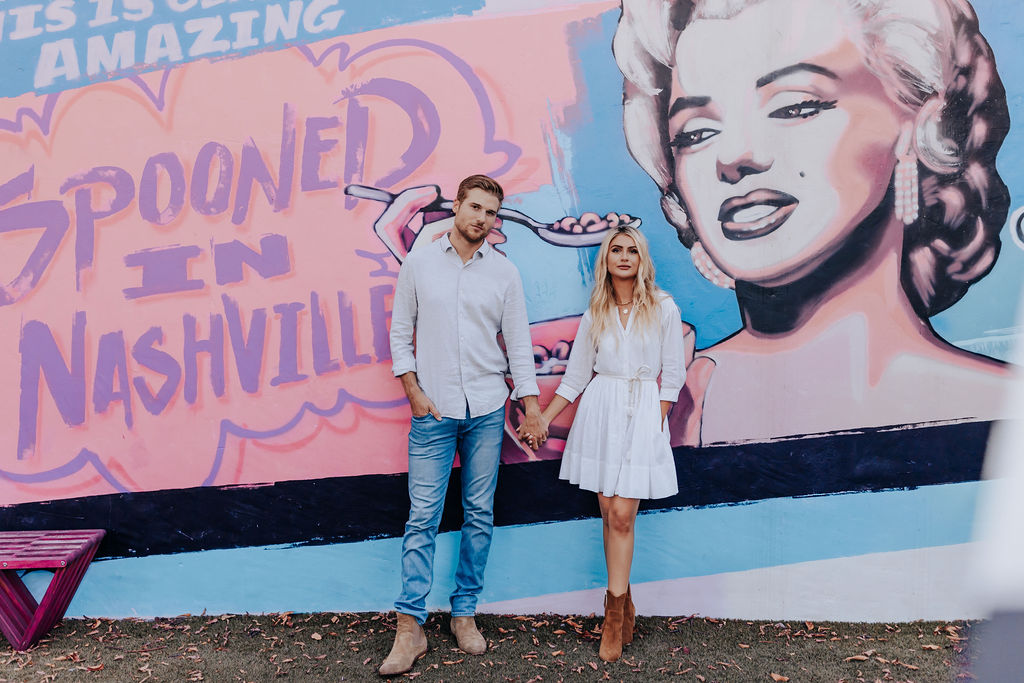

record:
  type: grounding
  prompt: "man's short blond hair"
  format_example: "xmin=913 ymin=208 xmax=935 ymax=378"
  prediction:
xmin=456 ymin=175 xmax=504 ymax=203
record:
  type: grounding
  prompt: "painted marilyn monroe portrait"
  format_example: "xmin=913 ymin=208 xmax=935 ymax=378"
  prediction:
xmin=615 ymin=0 xmax=1015 ymax=443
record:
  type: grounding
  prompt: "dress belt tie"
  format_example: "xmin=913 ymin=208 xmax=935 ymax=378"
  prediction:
xmin=597 ymin=365 xmax=654 ymax=418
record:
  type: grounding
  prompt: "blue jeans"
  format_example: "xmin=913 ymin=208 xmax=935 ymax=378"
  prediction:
xmin=395 ymin=406 xmax=505 ymax=624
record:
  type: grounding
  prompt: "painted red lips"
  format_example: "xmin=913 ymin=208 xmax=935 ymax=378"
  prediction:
xmin=718 ymin=189 xmax=798 ymax=241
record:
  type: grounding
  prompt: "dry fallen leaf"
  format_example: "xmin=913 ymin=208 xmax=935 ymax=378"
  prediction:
xmin=922 ymin=644 xmax=941 ymax=650
xmin=738 ymin=643 xmax=750 ymax=649
xmin=845 ymin=655 xmax=869 ymax=662
xmin=310 ymin=633 xmax=322 ymax=641
xmin=769 ymin=674 xmax=789 ymax=682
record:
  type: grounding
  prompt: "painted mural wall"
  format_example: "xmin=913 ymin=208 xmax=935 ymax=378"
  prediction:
xmin=1 ymin=0 xmax=1021 ymax=620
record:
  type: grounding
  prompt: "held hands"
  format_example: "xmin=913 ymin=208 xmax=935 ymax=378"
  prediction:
xmin=519 ymin=394 xmax=570 ymax=450
xmin=516 ymin=396 xmax=549 ymax=450
xmin=516 ymin=414 xmax=549 ymax=450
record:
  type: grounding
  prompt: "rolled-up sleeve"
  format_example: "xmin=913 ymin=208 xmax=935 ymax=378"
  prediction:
xmin=501 ymin=272 xmax=540 ymax=400
xmin=658 ymin=297 xmax=686 ymax=402
xmin=389 ymin=256 xmax=418 ymax=377
xmin=555 ymin=311 xmax=596 ymax=403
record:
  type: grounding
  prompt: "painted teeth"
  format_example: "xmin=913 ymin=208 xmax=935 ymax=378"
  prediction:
xmin=732 ymin=205 xmax=776 ymax=223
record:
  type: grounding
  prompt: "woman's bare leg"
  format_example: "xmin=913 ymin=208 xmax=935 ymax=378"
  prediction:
xmin=598 ymin=493 xmax=641 ymax=595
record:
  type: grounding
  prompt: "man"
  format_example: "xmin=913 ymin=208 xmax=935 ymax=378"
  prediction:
xmin=381 ymin=174 xmax=547 ymax=676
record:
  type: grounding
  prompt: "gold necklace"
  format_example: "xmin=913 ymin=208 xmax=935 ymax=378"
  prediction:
xmin=616 ymin=300 xmax=633 ymax=315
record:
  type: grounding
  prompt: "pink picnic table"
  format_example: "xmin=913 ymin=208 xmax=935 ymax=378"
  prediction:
xmin=0 ymin=530 xmax=106 ymax=651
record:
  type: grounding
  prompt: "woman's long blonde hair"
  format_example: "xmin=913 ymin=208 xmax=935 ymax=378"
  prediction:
xmin=588 ymin=226 xmax=662 ymax=345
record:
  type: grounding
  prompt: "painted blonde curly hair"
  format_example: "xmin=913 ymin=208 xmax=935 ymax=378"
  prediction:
xmin=613 ymin=0 xmax=1010 ymax=316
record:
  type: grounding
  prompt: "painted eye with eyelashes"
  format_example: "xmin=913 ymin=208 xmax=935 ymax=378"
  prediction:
xmin=669 ymin=127 xmax=720 ymax=150
xmin=768 ymin=98 xmax=838 ymax=120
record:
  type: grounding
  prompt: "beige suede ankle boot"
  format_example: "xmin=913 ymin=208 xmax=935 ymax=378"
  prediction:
xmin=378 ymin=613 xmax=427 ymax=676
xmin=450 ymin=616 xmax=487 ymax=654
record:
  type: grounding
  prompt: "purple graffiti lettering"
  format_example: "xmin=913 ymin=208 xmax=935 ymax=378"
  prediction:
xmin=232 ymin=103 xmax=296 ymax=225
xmin=344 ymin=99 xmax=369 ymax=210
xmin=0 ymin=167 xmax=71 ymax=306
xmin=337 ymin=78 xmax=440 ymax=189
xmin=132 ymin=326 xmax=181 ymax=415
xmin=270 ymin=302 xmax=307 ymax=386
xmin=298 ymin=38 xmax=521 ymax=179
xmin=221 ymin=294 xmax=267 ymax=394
xmin=123 ymin=244 xmax=205 ymax=300
xmin=310 ymin=290 xmax=340 ymax=375
xmin=94 ymin=330 xmax=133 ymax=429
xmin=369 ymin=284 xmax=393 ymax=363
xmin=337 ymin=291 xmax=371 ymax=366
xmin=355 ymin=249 xmax=399 ymax=278
xmin=183 ymin=313 xmax=225 ymax=403
xmin=18 ymin=312 xmax=86 ymax=459
xmin=59 ymin=166 xmax=135 ymax=289
xmin=301 ymin=116 xmax=341 ymax=192
xmin=139 ymin=152 xmax=187 ymax=225
xmin=213 ymin=234 xmax=291 ymax=285
xmin=191 ymin=142 xmax=234 ymax=216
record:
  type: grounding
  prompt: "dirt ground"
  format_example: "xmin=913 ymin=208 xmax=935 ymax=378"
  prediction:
xmin=0 ymin=613 xmax=975 ymax=682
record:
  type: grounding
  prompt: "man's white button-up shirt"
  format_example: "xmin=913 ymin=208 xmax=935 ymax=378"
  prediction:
xmin=389 ymin=234 xmax=539 ymax=419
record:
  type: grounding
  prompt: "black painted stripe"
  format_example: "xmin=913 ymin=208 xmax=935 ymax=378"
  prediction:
xmin=0 ymin=420 xmax=991 ymax=560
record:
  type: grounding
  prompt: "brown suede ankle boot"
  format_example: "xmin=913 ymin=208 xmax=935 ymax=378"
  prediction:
xmin=378 ymin=613 xmax=428 ymax=676
xmin=599 ymin=590 xmax=627 ymax=662
xmin=622 ymin=584 xmax=635 ymax=645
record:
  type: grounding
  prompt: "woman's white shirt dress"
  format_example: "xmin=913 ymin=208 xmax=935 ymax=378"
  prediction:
xmin=555 ymin=295 xmax=685 ymax=499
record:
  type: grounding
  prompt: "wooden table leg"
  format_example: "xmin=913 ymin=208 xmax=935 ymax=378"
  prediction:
xmin=0 ymin=569 xmax=40 ymax=651
xmin=0 ymin=540 xmax=101 ymax=651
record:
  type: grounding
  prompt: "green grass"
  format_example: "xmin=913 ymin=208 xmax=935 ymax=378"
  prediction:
xmin=0 ymin=613 xmax=974 ymax=681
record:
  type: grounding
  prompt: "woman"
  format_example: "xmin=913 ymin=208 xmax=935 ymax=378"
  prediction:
xmin=614 ymin=0 xmax=1014 ymax=444
xmin=521 ymin=225 xmax=686 ymax=661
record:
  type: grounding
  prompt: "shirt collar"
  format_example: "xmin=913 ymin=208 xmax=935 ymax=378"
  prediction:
xmin=439 ymin=232 xmax=491 ymax=260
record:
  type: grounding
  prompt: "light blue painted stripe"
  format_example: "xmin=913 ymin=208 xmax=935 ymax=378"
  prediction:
xmin=32 ymin=482 xmax=982 ymax=618
xmin=1 ymin=0 xmax=484 ymax=98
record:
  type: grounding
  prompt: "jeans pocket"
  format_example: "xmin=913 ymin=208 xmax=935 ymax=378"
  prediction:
xmin=409 ymin=414 xmax=442 ymax=443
